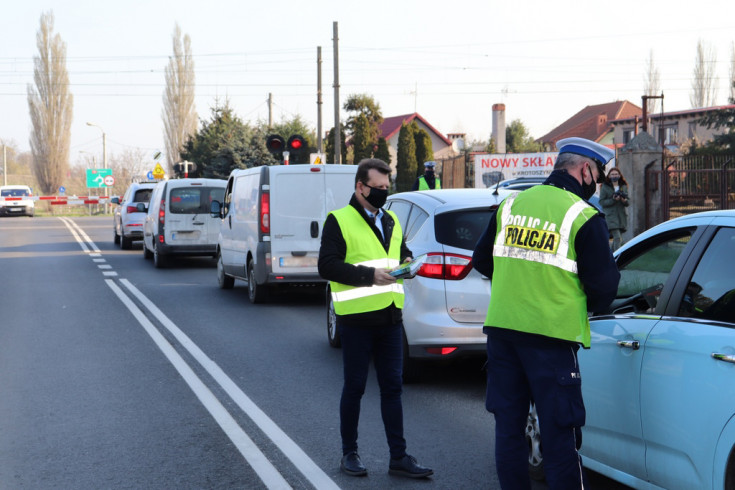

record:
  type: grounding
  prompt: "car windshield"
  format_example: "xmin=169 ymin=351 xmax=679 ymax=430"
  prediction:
xmin=434 ymin=209 xmax=493 ymax=251
xmin=1 ymin=189 xmax=29 ymax=197
xmin=169 ymin=187 xmax=225 ymax=214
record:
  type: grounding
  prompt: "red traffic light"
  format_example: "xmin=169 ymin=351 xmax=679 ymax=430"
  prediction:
xmin=266 ymin=134 xmax=286 ymax=153
xmin=287 ymin=135 xmax=306 ymax=151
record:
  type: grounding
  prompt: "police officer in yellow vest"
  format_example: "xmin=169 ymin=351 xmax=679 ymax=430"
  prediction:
xmin=411 ymin=161 xmax=441 ymax=190
xmin=318 ymin=158 xmax=433 ymax=479
xmin=472 ymin=138 xmax=620 ymax=490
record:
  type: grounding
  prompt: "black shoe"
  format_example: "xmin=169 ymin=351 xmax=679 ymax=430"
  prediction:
xmin=389 ymin=454 xmax=433 ymax=478
xmin=340 ymin=451 xmax=367 ymax=476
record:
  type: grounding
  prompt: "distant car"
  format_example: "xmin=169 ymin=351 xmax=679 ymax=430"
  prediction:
xmin=491 ymin=176 xmax=547 ymax=193
xmin=527 ymin=209 xmax=735 ymax=489
xmin=327 ymin=188 xmax=506 ymax=381
xmin=111 ymin=182 xmax=157 ymax=249
xmin=0 ymin=185 xmax=35 ymax=217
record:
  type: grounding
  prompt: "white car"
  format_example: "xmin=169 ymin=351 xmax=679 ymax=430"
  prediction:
xmin=0 ymin=185 xmax=35 ymax=217
xmin=111 ymin=182 xmax=157 ymax=249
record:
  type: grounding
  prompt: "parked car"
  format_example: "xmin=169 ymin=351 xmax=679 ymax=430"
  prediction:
xmin=142 ymin=178 xmax=226 ymax=268
xmin=111 ymin=181 xmax=157 ymax=249
xmin=212 ymin=164 xmax=357 ymax=303
xmin=527 ymin=209 xmax=735 ymax=489
xmin=327 ymin=188 xmax=508 ymax=381
xmin=0 ymin=185 xmax=34 ymax=217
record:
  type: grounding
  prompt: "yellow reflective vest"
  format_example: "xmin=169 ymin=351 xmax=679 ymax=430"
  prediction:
xmin=485 ymin=185 xmax=598 ymax=347
xmin=418 ymin=175 xmax=441 ymax=190
xmin=329 ymin=206 xmax=405 ymax=315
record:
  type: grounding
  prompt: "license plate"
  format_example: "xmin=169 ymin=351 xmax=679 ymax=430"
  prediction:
xmin=279 ymin=256 xmax=318 ymax=267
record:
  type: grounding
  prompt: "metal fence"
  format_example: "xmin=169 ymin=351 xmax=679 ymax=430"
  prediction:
xmin=646 ymin=154 xmax=735 ymax=228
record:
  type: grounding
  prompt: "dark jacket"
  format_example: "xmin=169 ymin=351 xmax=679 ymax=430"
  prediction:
xmin=472 ymin=170 xmax=620 ymax=346
xmin=318 ymin=194 xmax=412 ymax=327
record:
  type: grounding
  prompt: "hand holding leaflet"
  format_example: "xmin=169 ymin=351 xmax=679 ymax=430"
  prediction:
xmin=389 ymin=254 xmax=427 ymax=279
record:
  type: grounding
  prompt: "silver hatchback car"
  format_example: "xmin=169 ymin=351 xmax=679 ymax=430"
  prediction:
xmin=327 ymin=188 xmax=515 ymax=381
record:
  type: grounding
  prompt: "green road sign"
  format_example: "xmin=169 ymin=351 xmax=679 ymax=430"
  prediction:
xmin=86 ymin=168 xmax=113 ymax=188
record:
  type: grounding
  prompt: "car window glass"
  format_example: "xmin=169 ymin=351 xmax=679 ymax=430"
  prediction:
xmin=617 ymin=231 xmax=692 ymax=311
xmin=387 ymin=200 xmax=412 ymax=229
xmin=678 ymin=227 xmax=735 ymax=323
xmin=169 ymin=187 xmax=224 ymax=214
xmin=434 ymin=209 xmax=493 ymax=250
xmin=133 ymin=189 xmax=153 ymax=203
xmin=404 ymin=207 xmax=428 ymax=241
xmin=223 ymin=179 xmax=233 ymax=216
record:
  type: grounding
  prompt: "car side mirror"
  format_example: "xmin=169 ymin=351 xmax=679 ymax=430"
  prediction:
xmin=210 ymin=200 xmax=222 ymax=218
xmin=110 ymin=196 xmax=120 ymax=205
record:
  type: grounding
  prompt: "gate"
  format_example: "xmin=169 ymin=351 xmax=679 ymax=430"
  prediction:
xmin=646 ymin=155 xmax=735 ymax=228
xmin=438 ymin=154 xmax=473 ymax=189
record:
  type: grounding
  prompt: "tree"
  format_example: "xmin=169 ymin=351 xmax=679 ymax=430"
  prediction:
xmin=162 ymin=23 xmax=197 ymax=175
xmin=344 ymin=94 xmax=383 ymax=161
xmin=27 ymin=11 xmax=73 ymax=195
xmin=351 ymin=113 xmax=373 ymax=163
xmin=374 ymin=137 xmax=391 ymax=164
xmin=325 ymin=125 xmax=348 ymax=164
xmin=506 ymin=120 xmax=543 ymax=153
xmin=644 ymin=49 xmax=661 ymax=114
xmin=697 ymin=80 xmax=735 ymax=153
xmin=690 ymin=39 xmax=718 ymax=109
xmin=412 ymin=122 xmax=434 ymax=178
xmin=395 ymin=122 xmax=417 ymax=192
xmin=730 ymin=43 xmax=735 ymax=102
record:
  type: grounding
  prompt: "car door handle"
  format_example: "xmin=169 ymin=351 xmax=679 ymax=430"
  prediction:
xmin=311 ymin=220 xmax=319 ymax=238
xmin=712 ymin=353 xmax=735 ymax=364
xmin=617 ymin=340 xmax=640 ymax=350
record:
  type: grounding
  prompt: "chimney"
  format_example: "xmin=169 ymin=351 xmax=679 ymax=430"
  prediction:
xmin=492 ymin=103 xmax=506 ymax=153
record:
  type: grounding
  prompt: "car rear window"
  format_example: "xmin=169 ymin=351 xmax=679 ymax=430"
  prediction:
xmin=434 ymin=209 xmax=493 ymax=251
xmin=133 ymin=189 xmax=153 ymax=203
xmin=169 ymin=187 xmax=225 ymax=214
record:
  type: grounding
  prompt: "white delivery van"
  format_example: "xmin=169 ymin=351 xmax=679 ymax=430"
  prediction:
xmin=142 ymin=178 xmax=227 ymax=268
xmin=212 ymin=164 xmax=357 ymax=303
xmin=0 ymin=185 xmax=35 ymax=217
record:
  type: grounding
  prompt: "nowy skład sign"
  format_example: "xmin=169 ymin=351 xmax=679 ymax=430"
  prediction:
xmin=474 ymin=152 xmax=558 ymax=188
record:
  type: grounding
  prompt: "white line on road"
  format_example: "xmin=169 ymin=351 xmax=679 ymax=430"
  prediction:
xmin=58 ymin=217 xmax=101 ymax=253
xmin=105 ymin=279 xmax=292 ymax=490
xmin=120 ymin=278 xmax=340 ymax=490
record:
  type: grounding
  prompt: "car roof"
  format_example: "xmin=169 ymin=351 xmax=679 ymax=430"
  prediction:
xmin=388 ymin=188 xmax=505 ymax=211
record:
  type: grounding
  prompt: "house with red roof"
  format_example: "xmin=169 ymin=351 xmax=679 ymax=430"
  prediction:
xmin=537 ymin=101 xmax=642 ymax=150
xmin=378 ymin=113 xmax=453 ymax=174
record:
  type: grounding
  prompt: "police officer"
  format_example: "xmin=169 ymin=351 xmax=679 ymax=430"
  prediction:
xmin=412 ymin=161 xmax=441 ymax=190
xmin=318 ymin=158 xmax=433 ymax=479
xmin=472 ymin=137 xmax=620 ymax=490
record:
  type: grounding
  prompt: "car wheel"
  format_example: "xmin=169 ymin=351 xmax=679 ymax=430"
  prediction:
xmin=153 ymin=243 xmax=167 ymax=268
xmin=247 ymin=261 xmax=267 ymax=304
xmin=120 ymin=234 xmax=132 ymax=250
xmin=142 ymin=240 xmax=153 ymax=259
xmin=217 ymin=252 xmax=234 ymax=289
xmin=527 ymin=401 xmax=545 ymax=481
xmin=114 ymin=228 xmax=120 ymax=245
xmin=402 ymin=330 xmax=421 ymax=383
xmin=327 ymin=287 xmax=341 ymax=348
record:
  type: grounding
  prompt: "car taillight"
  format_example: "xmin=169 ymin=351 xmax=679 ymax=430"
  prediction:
xmin=416 ymin=253 xmax=473 ymax=281
xmin=260 ymin=192 xmax=270 ymax=233
xmin=126 ymin=205 xmax=138 ymax=214
xmin=158 ymin=199 xmax=165 ymax=224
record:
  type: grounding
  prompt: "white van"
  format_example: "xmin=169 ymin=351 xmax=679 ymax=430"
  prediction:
xmin=142 ymin=178 xmax=227 ymax=267
xmin=212 ymin=164 xmax=357 ymax=303
xmin=0 ymin=185 xmax=35 ymax=217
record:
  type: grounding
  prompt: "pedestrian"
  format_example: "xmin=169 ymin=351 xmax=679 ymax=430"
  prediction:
xmin=412 ymin=161 xmax=441 ymax=190
xmin=599 ymin=167 xmax=630 ymax=251
xmin=472 ymin=137 xmax=620 ymax=490
xmin=318 ymin=158 xmax=433 ymax=479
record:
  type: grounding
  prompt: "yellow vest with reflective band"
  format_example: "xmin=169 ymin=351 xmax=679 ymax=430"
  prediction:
xmin=418 ymin=175 xmax=441 ymax=190
xmin=329 ymin=206 xmax=405 ymax=315
xmin=485 ymin=185 xmax=598 ymax=347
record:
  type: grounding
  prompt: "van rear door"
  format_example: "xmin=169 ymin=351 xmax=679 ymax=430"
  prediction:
xmin=269 ymin=165 xmax=355 ymax=277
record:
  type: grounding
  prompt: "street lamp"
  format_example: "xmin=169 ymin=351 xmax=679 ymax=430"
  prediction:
xmin=86 ymin=122 xmax=108 ymax=212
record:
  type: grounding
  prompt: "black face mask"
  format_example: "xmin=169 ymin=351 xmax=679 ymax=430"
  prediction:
xmin=425 ymin=170 xmax=434 ymax=178
xmin=582 ymin=179 xmax=597 ymax=200
xmin=362 ymin=183 xmax=388 ymax=209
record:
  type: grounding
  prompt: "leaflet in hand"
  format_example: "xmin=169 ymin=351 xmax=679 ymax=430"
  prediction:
xmin=389 ymin=254 xmax=427 ymax=279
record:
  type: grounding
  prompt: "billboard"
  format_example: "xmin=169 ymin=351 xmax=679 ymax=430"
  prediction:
xmin=474 ymin=152 xmax=558 ymax=188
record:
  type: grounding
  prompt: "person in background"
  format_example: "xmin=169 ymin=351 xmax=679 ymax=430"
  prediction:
xmin=318 ymin=158 xmax=433 ymax=479
xmin=412 ymin=161 xmax=441 ymax=190
xmin=472 ymin=137 xmax=620 ymax=490
xmin=599 ymin=167 xmax=629 ymax=251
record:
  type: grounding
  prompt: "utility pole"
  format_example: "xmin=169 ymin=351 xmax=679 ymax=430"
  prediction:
xmin=332 ymin=21 xmax=341 ymax=164
xmin=317 ymin=46 xmax=323 ymax=153
xmin=641 ymin=93 xmax=664 ymax=133
xmin=268 ymin=93 xmax=273 ymax=129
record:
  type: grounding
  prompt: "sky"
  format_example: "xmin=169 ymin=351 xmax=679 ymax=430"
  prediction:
xmin=2 ymin=0 xmax=735 ymax=169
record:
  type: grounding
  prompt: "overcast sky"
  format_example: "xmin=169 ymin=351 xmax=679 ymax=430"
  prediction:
xmin=2 ymin=0 xmax=734 ymax=167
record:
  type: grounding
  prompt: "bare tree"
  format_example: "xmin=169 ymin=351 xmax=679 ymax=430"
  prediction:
xmin=690 ymin=39 xmax=718 ymax=108
xmin=730 ymin=43 xmax=735 ymax=102
xmin=162 ymin=23 xmax=197 ymax=175
xmin=644 ymin=49 xmax=661 ymax=114
xmin=27 ymin=11 xmax=73 ymax=195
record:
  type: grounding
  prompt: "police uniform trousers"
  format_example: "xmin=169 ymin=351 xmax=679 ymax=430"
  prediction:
xmin=339 ymin=321 xmax=407 ymax=459
xmin=486 ymin=334 xmax=588 ymax=490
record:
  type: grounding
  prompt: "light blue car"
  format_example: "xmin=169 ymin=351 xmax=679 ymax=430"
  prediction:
xmin=529 ymin=209 xmax=735 ymax=489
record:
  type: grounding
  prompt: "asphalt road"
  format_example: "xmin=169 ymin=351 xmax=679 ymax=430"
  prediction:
xmin=0 ymin=216 xmax=630 ymax=489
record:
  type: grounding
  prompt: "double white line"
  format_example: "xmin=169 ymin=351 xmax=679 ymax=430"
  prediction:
xmin=59 ymin=217 xmax=339 ymax=490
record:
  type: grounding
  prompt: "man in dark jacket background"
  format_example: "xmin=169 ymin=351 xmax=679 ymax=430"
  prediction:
xmin=318 ymin=158 xmax=433 ymax=479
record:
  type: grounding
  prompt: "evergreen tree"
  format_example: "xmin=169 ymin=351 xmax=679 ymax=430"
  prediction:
xmin=396 ymin=122 xmax=417 ymax=192
xmin=325 ymin=125 xmax=348 ymax=164
xmin=413 ymin=122 xmax=434 ymax=178
xmin=696 ymin=80 xmax=735 ymax=153
xmin=351 ymin=113 xmax=373 ymax=163
xmin=374 ymin=137 xmax=391 ymax=164
xmin=506 ymin=119 xmax=543 ymax=153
